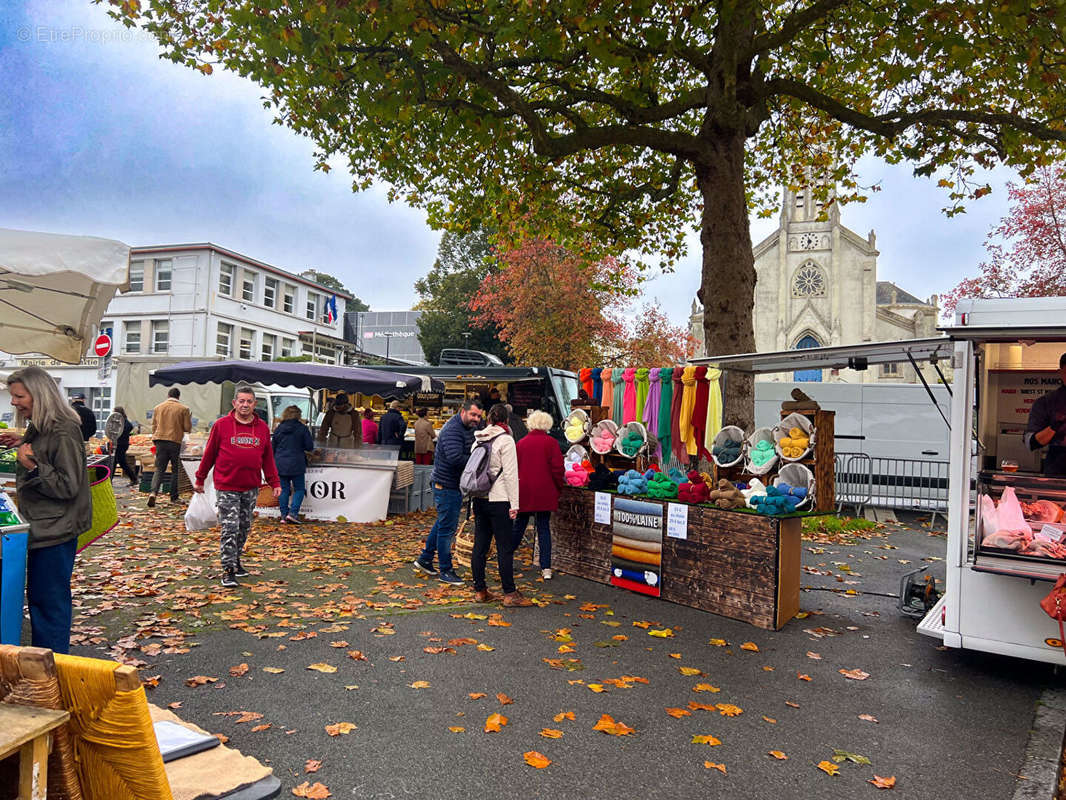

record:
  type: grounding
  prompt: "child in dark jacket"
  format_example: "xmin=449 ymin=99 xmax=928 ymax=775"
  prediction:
xmin=271 ymin=405 xmax=314 ymax=523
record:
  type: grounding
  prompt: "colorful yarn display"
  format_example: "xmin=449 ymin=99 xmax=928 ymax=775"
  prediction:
xmin=677 ymin=470 xmax=710 ymax=503
xmin=587 ymin=463 xmax=620 ymax=491
xmin=646 ymin=472 xmax=678 ymax=499
xmin=611 ymin=368 xmax=625 ymax=423
xmin=679 ymin=366 xmax=699 ymax=457
xmin=635 ymin=367 xmax=650 ymax=422
xmin=749 ymin=439 xmax=776 ymax=466
xmin=590 ymin=425 xmax=617 ymax=454
xmin=713 ymin=440 xmax=742 ymax=464
xmin=704 ymin=366 xmax=723 ymax=454
xmin=600 ymin=367 xmax=613 ymax=410
xmin=710 ymin=479 xmax=746 ymax=509
xmin=618 ymin=469 xmax=649 ymax=495
xmin=643 ymin=370 xmax=662 ymax=457
xmin=668 ymin=466 xmax=688 ymax=484
xmin=658 ymin=367 xmax=675 ymax=459
xmin=778 ymin=427 xmax=811 ymax=459
xmin=579 ymin=367 xmax=593 ymax=397
xmin=564 ymin=414 xmax=587 ymax=443
xmin=750 ymin=485 xmax=803 ymax=514
xmin=619 ymin=430 xmax=644 ymax=457
xmin=622 ymin=367 xmax=637 ymax=423
xmin=741 ymin=478 xmax=768 ymax=507
xmin=776 ymin=482 xmax=809 ymax=500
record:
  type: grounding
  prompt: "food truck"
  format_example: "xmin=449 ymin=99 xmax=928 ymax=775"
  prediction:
xmin=917 ymin=297 xmax=1066 ymax=664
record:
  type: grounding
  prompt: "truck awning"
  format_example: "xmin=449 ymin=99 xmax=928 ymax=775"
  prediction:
xmin=148 ymin=360 xmax=443 ymax=399
xmin=938 ymin=325 xmax=1066 ymax=341
xmin=688 ymin=337 xmax=954 ymax=374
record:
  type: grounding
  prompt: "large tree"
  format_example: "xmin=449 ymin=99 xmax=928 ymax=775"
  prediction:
xmin=415 ymin=230 xmax=510 ymax=364
xmin=942 ymin=164 xmax=1066 ymax=316
xmin=115 ymin=0 xmax=1066 ymax=424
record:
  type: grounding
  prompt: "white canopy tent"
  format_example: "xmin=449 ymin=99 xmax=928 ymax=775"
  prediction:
xmin=0 ymin=227 xmax=130 ymax=364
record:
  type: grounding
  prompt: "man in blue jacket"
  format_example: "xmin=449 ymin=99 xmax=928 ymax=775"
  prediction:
xmin=414 ymin=398 xmax=484 ymax=584
xmin=377 ymin=400 xmax=408 ymax=446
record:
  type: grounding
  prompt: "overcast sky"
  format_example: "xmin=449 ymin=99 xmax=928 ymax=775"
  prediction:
xmin=2 ymin=0 xmax=1016 ymax=331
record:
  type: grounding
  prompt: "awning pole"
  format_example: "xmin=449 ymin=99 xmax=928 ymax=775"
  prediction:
xmin=907 ymin=351 xmax=950 ymax=430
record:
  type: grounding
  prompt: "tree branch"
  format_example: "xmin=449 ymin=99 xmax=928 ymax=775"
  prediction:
xmin=749 ymin=0 xmax=855 ymax=58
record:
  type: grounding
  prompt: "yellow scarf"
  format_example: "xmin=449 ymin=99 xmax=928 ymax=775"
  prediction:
xmin=704 ymin=366 xmax=723 ymax=453
xmin=679 ymin=366 xmax=699 ymax=456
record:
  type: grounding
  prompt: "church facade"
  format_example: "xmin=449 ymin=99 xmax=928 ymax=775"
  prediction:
xmin=690 ymin=187 xmax=942 ymax=383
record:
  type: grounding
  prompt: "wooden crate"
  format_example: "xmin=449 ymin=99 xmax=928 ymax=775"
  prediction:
xmin=550 ymin=488 xmax=801 ymax=630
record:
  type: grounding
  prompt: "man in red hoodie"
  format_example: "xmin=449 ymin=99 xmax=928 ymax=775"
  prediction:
xmin=194 ymin=385 xmax=281 ymax=587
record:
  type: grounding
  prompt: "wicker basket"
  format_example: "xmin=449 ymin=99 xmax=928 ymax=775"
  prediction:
xmin=774 ymin=463 xmax=815 ymax=510
xmin=256 ymin=484 xmax=279 ymax=507
xmin=773 ymin=412 xmax=815 ymax=462
xmin=711 ymin=425 xmax=745 ymax=468
xmin=744 ymin=426 xmax=778 ymax=476
xmin=614 ymin=421 xmax=648 ymax=459
xmin=563 ymin=409 xmax=591 ymax=443
xmin=452 ymin=516 xmax=493 ymax=569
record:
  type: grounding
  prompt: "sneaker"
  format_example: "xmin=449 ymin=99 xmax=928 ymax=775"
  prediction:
xmin=234 ymin=563 xmax=250 ymax=578
xmin=147 ymin=494 xmax=156 ymax=508
xmin=412 ymin=558 xmax=437 ymax=576
xmin=541 ymin=568 xmax=553 ymax=580
xmin=286 ymin=515 xmax=302 ymax=525
xmin=438 ymin=569 xmax=463 ymax=585
xmin=221 ymin=571 xmax=238 ymax=588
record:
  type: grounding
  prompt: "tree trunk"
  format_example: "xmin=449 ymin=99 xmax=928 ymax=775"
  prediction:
xmin=695 ymin=131 xmax=757 ymax=429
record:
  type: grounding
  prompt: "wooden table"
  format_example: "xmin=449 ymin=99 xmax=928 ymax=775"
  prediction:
xmin=0 ymin=704 xmax=70 ymax=800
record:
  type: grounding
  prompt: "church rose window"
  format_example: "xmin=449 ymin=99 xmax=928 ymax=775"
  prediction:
xmin=793 ymin=263 xmax=825 ymax=297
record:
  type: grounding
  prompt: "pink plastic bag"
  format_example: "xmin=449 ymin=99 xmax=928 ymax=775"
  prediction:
xmin=996 ymin=487 xmax=1032 ymax=534
xmin=979 ymin=494 xmax=999 ymax=538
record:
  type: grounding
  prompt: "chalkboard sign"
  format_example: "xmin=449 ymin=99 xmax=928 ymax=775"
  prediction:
xmin=414 ymin=391 xmax=443 ymax=408
xmin=507 ymin=380 xmax=544 ymax=410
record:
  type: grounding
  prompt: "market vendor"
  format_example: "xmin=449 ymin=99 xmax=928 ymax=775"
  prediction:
xmin=1024 ymin=352 xmax=1066 ymax=476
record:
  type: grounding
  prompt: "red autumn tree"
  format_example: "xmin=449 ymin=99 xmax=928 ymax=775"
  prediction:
xmin=468 ymin=240 xmax=636 ymax=370
xmin=942 ymin=165 xmax=1066 ymax=317
xmin=615 ymin=304 xmax=696 ymax=366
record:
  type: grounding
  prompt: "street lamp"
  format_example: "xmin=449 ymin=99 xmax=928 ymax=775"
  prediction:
xmin=461 ymin=331 xmax=471 ymax=348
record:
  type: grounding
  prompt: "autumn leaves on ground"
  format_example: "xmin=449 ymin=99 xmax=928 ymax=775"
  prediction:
xmin=69 ymin=488 xmax=929 ymax=797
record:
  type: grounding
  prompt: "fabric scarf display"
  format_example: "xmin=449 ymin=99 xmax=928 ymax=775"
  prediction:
xmin=704 ymin=367 xmax=723 ymax=456
xmin=611 ymin=368 xmax=625 ymax=423
xmin=634 ymin=368 xmax=650 ymax=422
xmin=643 ymin=370 xmax=662 ymax=458
xmin=677 ymin=366 xmax=699 ymax=459
xmin=579 ymin=367 xmax=593 ymax=398
xmin=600 ymin=366 xmax=614 ymax=411
xmin=670 ymin=367 xmax=685 ymax=463
xmin=617 ymin=469 xmax=649 ymax=495
xmin=646 ymin=471 xmax=678 ymax=499
xmin=591 ymin=367 xmax=604 ymax=403
xmin=690 ymin=365 xmax=712 ymax=461
xmin=658 ymin=367 xmax=675 ymax=460
xmin=622 ymin=367 xmax=637 ymax=423
xmin=587 ymin=463 xmax=620 ymax=491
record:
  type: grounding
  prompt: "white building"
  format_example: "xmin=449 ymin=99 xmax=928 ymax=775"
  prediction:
xmin=0 ymin=242 xmax=354 ymax=429
xmin=690 ymin=186 xmax=943 ymax=383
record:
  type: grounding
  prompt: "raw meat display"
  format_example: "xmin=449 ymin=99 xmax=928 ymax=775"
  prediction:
xmin=1021 ymin=539 xmax=1066 ymax=559
xmin=1020 ymin=499 xmax=1064 ymax=523
xmin=981 ymin=529 xmax=1030 ymax=550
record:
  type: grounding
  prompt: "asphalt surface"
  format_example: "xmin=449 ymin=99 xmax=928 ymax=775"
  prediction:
xmin=69 ymin=507 xmax=1062 ymax=800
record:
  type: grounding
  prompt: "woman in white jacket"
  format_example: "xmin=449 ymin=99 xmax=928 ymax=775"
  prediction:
xmin=470 ymin=403 xmax=531 ymax=607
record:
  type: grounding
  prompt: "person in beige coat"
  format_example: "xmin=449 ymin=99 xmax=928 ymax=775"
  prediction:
xmin=412 ymin=407 xmax=436 ymax=465
xmin=469 ymin=403 xmax=531 ymax=606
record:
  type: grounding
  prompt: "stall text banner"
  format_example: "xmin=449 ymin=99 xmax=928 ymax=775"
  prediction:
xmin=257 ymin=466 xmax=393 ymax=523
xmin=610 ymin=498 xmax=663 ymax=597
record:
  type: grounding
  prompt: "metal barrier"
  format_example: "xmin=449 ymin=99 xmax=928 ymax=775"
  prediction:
xmin=834 ymin=453 xmax=950 ymax=524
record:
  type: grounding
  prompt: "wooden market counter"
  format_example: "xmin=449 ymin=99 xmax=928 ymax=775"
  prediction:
xmin=551 ymin=486 xmax=802 ymax=630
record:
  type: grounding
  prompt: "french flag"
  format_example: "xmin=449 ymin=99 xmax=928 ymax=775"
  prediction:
xmin=324 ymin=294 xmax=338 ymax=324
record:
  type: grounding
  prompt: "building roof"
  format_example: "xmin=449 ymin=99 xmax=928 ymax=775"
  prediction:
xmin=877 ymin=281 xmax=931 ymax=306
xmin=129 ymin=242 xmax=354 ymax=299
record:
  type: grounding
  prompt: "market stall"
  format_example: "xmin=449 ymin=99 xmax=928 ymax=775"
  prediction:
xmin=152 ymin=360 xmax=444 ymax=523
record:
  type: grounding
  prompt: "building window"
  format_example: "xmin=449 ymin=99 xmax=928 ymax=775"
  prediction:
xmin=124 ymin=322 xmax=141 ymax=354
xmin=792 ymin=262 xmax=826 ymax=297
xmin=281 ymin=338 xmax=294 ymax=358
xmin=264 ymin=277 xmax=278 ymax=309
xmin=306 ymin=292 xmax=319 ymax=321
xmin=129 ymin=260 xmax=144 ymax=292
xmin=216 ymin=323 xmax=233 ymax=357
xmin=242 ymin=272 xmax=256 ymax=303
xmin=219 ymin=262 xmax=234 ymax=296
xmin=881 ymin=362 xmax=900 ymax=377
xmin=283 ymin=285 xmax=295 ymax=314
xmin=261 ymin=333 xmax=275 ymax=361
xmin=239 ymin=327 xmax=254 ymax=360
xmin=155 ymin=259 xmax=172 ymax=291
xmin=151 ymin=320 xmax=169 ymax=354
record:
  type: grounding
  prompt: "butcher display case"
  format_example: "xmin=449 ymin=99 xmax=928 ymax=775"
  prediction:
xmin=974 ymin=470 xmax=1066 ymax=580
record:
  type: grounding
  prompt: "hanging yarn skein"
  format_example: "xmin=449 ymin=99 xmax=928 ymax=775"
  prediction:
xmin=704 ymin=367 xmax=723 ymax=456
xmin=579 ymin=367 xmax=593 ymax=398
xmin=611 ymin=368 xmax=625 ymax=423
xmin=678 ymin=366 xmax=699 ymax=458
xmin=658 ymin=367 xmax=675 ymax=460
xmin=591 ymin=367 xmax=604 ymax=403
xmin=622 ymin=367 xmax=637 ymax=423
xmin=634 ymin=367 xmax=650 ymax=422
xmin=600 ymin=366 xmax=614 ymax=411
xmin=670 ymin=367 xmax=685 ymax=463
xmin=643 ymin=369 xmax=662 ymax=458
xmin=691 ymin=365 xmax=711 ymax=461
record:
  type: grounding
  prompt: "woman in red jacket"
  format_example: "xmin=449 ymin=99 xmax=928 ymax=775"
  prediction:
xmin=512 ymin=410 xmax=566 ymax=579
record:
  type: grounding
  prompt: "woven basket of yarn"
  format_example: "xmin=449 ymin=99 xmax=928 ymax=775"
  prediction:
xmin=564 ymin=444 xmax=589 ymax=472
xmin=773 ymin=412 xmax=815 ymax=462
xmin=773 ymin=463 xmax=815 ymax=510
xmin=564 ymin=409 xmax=590 ymax=443
xmin=614 ymin=421 xmax=648 ymax=459
xmin=589 ymin=419 xmax=619 ymax=454
xmin=711 ymin=425 xmax=745 ymax=468
xmin=744 ymin=427 xmax=778 ymax=476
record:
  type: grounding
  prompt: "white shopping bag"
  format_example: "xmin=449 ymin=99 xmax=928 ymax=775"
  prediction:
xmin=184 ymin=491 xmax=217 ymax=531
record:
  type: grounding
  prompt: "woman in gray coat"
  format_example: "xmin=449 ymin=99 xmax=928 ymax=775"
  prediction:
xmin=0 ymin=366 xmax=90 ymax=653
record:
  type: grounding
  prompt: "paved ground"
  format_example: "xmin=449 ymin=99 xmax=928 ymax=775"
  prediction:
xmin=61 ymin=487 xmax=1063 ymax=799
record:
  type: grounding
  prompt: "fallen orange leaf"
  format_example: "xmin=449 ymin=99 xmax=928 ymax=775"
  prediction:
xmin=768 ymin=751 xmax=788 ymax=760
xmin=587 ymin=684 xmax=606 ymax=693
xmin=184 ymin=675 xmax=218 ymax=687
xmin=347 ymin=650 xmax=368 ymax=661
xmin=703 ymin=762 xmax=726 ymax=774
xmin=592 ymin=714 xmax=634 ymax=735
xmin=488 ymin=614 xmax=511 ymax=627
xmin=329 ymin=641 xmax=349 ymax=648
xmin=716 ymin=704 xmax=743 ymax=716
xmin=868 ymin=775 xmax=896 ymax=789
xmin=523 ymin=751 xmax=551 ymax=769
xmin=229 ymin=663 xmax=249 ymax=677
xmin=798 ymin=673 xmax=812 ymax=681
xmin=648 ymin=628 xmax=674 ymax=638
xmin=388 ymin=656 xmax=405 ymax=662
xmin=740 ymin=642 xmax=759 ymax=652
xmin=839 ymin=668 xmax=870 ymax=680
xmin=666 ymin=707 xmax=692 ymax=718
xmin=679 ymin=666 xmax=703 ymax=676
xmin=305 ymin=759 xmax=322 ymax=773
xmin=497 ymin=692 xmax=514 ymax=705
xmin=448 ymin=726 xmax=465 ymax=733
xmin=553 ymin=711 xmax=575 ymax=722
xmin=693 ymin=683 xmax=721 ymax=693
xmin=484 ymin=713 xmax=508 ymax=733
xmin=806 ymin=651 xmax=822 ymax=659
xmin=250 ymin=723 xmax=271 ymax=732
xmin=292 ymin=781 xmax=331 ymax=799
xmin=539 ymin=728 xmax=564 ymax=738
xmin=708 ymin=638 xmax=728 ymax=647
xmin=668 ymin=652 xmax=682 ymax=659
xmin=468 ymin=692 xmax=487 ymax=700
xmin=817 ymin=761 xmax=840 ymax=776
xmin=324 ymin=722 xmax=356 ymax=736
xmin=262 ymin=667 xmax=285 ymax=674
xmin=409 ymin=681 xmax=430 ymax=689
xmin=306 ymin=663 xmax=337 ymax=673
xmin=423 ymin=646 xmax=456 ymax=655
xmin=859 ymin=713 xmax=879 ymax=723
xmin=688 ymin=702 xmax=716 ymax=711
xmin=762 ymin=716 xmax=777 ymax=724
xmin=691 ymin=734 xmax=721 ymax=745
